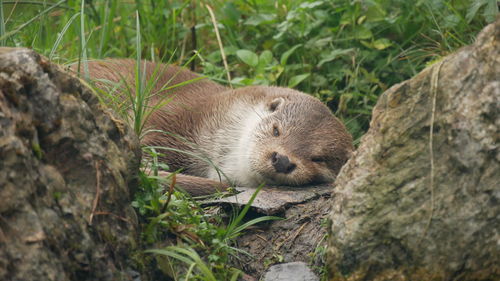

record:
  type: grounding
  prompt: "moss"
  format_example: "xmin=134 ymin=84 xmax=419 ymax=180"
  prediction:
xmin=32 ymin=142 xmax=44 ymax=159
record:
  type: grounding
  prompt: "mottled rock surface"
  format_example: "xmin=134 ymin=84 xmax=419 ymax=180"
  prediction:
xmin=233 ymin=186 xmax=332 ymax=277
xmin=263 ymin=262 xmax=319 ymax=281
xmin=206 ymin=185 xmax=331 ymax=215
xmin=0 ymin=48 xmax=141 ymax=281
xmin=327 ymin=19 xmax=499 ymax=280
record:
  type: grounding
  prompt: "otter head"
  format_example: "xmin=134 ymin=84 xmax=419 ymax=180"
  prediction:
xmin=233 ymin=86 xmax=354 ymax=187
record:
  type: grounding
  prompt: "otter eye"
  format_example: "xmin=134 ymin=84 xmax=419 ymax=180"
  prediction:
xmin=311 ymin=157 xmax=326 ymax=163
xmin=272 ymin=126 xmax=280 ymax=137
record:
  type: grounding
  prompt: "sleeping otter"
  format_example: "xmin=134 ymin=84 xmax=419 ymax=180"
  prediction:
xmin=77 ymin=60 xmax=353 ymax=195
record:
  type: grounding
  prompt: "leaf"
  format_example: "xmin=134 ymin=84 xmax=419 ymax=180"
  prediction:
xmin=236 ymin=50 xmax=259 ymax=67
xmin=466 ymin=0 xmax=486 ymax=23
xmin=339 ymin=12 xmax=351 ymax=25
xmin=443 ymin=14 xmax=460 ymax=29
xmin=259 ymin=50 xmax=273 ymax=66
xmin=288 ymin=73 xmax=310 ymax=88
xmin=484 ymin=0 xmax=499 ymax=23
xmin=230 ymin=77 xmax=253 ymax=86
xmin=364 ymin=2 xmax=386 ymax=22
xmin=222 ymin=2 xmax=240 ymax=25
xmin=280 ymin=44 xmax=302 ymax=66
xmin=49 ymin=13 xmax=80 ymax=60
xmin=299 ymin=1 xmax=324 ymax=9
xmin=317 ymin=48 xmax=354 ymax=67
xmin=357 ymin=15 xmax=366 ymax=25
xmin=352 ymin=25 xmax=373 ymax=39
xmin=372 ymin=38 xmax=392 ymax=50
xmin=245 ymin=14 xmax=275 ymax=26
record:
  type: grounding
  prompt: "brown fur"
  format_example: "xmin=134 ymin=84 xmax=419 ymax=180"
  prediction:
xmin=73 ymin=59 xmax=353 ymax=196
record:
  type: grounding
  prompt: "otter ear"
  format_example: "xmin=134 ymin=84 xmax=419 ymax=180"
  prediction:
xmin=269 ymin=97 xmax=284 ymax=112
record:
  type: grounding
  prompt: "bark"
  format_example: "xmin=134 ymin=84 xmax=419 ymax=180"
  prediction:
xmin=327 ymin=19 xmax=499 ymax=281
xmin=0 ymin=48 xmax=141 ymax=281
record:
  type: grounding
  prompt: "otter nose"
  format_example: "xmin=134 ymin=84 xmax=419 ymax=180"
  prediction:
xmin=271 ymin=152 xmax=296 ymax=174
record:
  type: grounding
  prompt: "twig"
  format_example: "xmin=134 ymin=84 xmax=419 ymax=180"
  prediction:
xmin=421 ymin=59 xmax=446 ymax=240
xmin=89 ymin=160 xmax=101 ymax=225
xmin=289 ymin=221 xmax=309 ymax=245
xmin=0 ymin=215 xmax=7 ymax=243
xmin=274 ymin=221 xmax=309 ymax=252
xmin=190 ymin=0 xmax=197 ymax=71
xmin=160 ymin=173 xmax=176 ymax=214
xmin=255 ymin=234 xmax=268 ymax=243
xmin=93 ymin=211 xmax=132 ymax=224
xmin=205 ymin=4 xmax=232 ymax=87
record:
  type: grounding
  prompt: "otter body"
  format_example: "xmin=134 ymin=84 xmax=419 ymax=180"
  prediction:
xmin=81 ymin=60 xmax=353 ymax=195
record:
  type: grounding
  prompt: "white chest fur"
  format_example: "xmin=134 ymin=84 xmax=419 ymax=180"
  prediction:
xmin=204 ymin=101 xmax=268 ymax=186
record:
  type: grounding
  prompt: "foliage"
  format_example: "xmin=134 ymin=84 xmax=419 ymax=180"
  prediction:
xmin=199 ymin=0 xmax=495 ymax=142
xmin=135 ymin=148 xmax=280 ymax=280
xmin=3 ymin=1 xmax=495 ymax=279
xmin=3 ymin=0 xmax=495 ymax=141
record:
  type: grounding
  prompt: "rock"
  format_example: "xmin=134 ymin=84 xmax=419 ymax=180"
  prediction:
xmin=233 ymin=186 xmax=332 ymax=277
xmin=263 ymin=262 xmax=319 ymax=281
xmin=327 ymin=18 xmax=499 ymax=280
xmin=0 ymin=48 xmax=141 ymax=281
xmin=204 ymin=185 xmax=331 ymax=215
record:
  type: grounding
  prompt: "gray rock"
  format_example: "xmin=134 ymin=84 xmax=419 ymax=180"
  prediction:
xmin=204 ymin=185 xmax=331 ymax=215
xmin=0 ymin=48 xmax=141 ymax=281
xmin=232 ymin=186 xmax=333 ymax=276
xmin=327 ymin=18 xmax=499 ymax=281
xmin=263 ymin=262 xmax=319 ymax=281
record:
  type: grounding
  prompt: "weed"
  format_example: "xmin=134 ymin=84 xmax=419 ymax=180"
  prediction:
xmin=136 ymin=148 xmax=281 ymax=280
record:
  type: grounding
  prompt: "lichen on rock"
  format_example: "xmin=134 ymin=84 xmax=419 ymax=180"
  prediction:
xmin=327 ymin=18 xmax=499 ymax=281
xmin=0 ymin=48 xmax=141 ymax=281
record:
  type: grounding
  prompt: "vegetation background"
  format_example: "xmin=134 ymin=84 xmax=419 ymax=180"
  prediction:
xmin=2 ymin=0 xmax=497 ymax=280
xmin=3 ymin=0 xmax=497 ymax=142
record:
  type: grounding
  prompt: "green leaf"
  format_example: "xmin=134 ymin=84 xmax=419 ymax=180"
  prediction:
xmin=230 ymin=216 xmax=282 ymax=239
xmin=466 ymin=0 xmax=485 ymax=23
xmin=288 ymin=73 xmax=310 ymax=88
xmin=443 ymin=14 xmax=460 ymax=29
xmin=364 ymin=2 xmax=386 ymax=22
xmin=317 ymin=48 xmax=354 ymax=67
xmin=236 ymin=49 xmax=259 ymax=67
xmin=299 ymin=1 xmax=323 ymax=9
xmin=280 ymin=44 xmax=302 ymax=66
xmin=372 ymin=38 xmax=392 ymax=50
xmin=259 ymin=50 xmax=273 ymax=66
xmin=231 ymin=77 xmax=253 ymax=86
xmin=352 ymin=25 xmax=373 ymax=39
xmin=357 ymin=15 xmax=366 ymax=25
xmin=50 ymin=13 xmax=80 ymax=60
xmin=222 ymin=2 xmax=240 ymax=25
xmin=0 ymin=1 xmax=5 ymax=46
xmin=484 ymin=0 xmax=499 ymax=23
xmin=245 ymin=14 xmax=275 ymax=26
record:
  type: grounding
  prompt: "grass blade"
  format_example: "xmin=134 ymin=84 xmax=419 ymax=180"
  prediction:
xmin=79 ymin=0 xmax=89 ymax=81
xmin=49 ymin=13 xmax=79 ymax=60
xmin=0 ymin=0 xmax=66 ymax=42
xmin=0 ymin=1 xmax=5 ymax=46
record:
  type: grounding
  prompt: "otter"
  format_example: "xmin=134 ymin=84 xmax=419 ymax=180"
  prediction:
xmin=76 ymin=59 xmax=353 ymax=196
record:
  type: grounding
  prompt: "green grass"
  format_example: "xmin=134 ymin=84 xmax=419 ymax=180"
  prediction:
xmin=3 ymin=0 xmax=494 ymax=142
xmin=3 ymin=0 xmax=496 ymax=279
xmin=135 ymin=148 xmax=281 ymax=280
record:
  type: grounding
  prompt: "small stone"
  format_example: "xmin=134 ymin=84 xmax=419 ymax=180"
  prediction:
xmin=263 ymin=262 xmax=319 ymax=281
